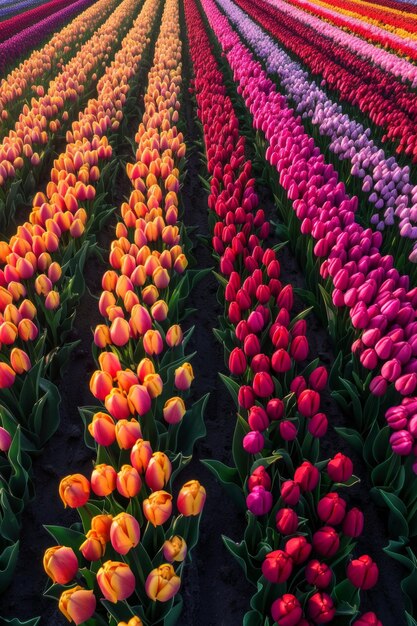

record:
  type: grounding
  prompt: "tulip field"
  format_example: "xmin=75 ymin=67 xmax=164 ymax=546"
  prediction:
xmin=2 ymin=0 xmax=417 ymax=624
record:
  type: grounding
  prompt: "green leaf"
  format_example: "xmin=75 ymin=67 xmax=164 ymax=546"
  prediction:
xmin=0 ymin=541 xmax=20 ymax=593
xmin=202 ymin=460 xmax=245 ymax=509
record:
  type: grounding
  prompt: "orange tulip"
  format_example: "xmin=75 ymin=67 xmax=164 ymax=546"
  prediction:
xmin=143 ymin=490 xmax=172 ymax=526
xmin=174 ymin=363 xmax=194 ymax=390
xmin=145 ymin=564 xmax=181 ymax=602
xmin=80 ymin=529 xmax=106 ymax=561
xmin=91 ymin=464 xmax=117 ymax=496
xmin=163 ymin=396 xmax=186 ymax=425
xmin=162 ymin=536 xmax=187 ymax=563
xmin=43 ymin=546 xmax=78 ymax=584
xmin=130 ymin=438 xmax=153 ymax=473
xmin=110 ymin=512 xmax=140 ymax=554
xmin=143 ymin=329 xmax=163 ymax=355
xmin=91 ymin=514 xmax=113 ymax=542
xmin=59 ymin=474 xmax=90 ymax=508
xmin=97 ymin=561 xmax=135 ymax=603
xmin=115 ymin=419 xmax=142 ymax=449
xmin=116 ymin=464 xmax=142 ymax=498
xmin=88 ymin=412 xmax=116 ymax=447
xmin=177 ymin=480 xmax=206 ymax=516
xmin=59 ymin=586 xmax=96 ymax=625
xmin=10 ymin=348 xmax=31 ymax=374
xmin=145 ymin=452 xmax=172 ymax=491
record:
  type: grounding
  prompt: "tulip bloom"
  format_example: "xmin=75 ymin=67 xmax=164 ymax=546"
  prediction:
xmin=327 ymin=453 xmax=353 ymax=482
xmin=43 ymin=546 xmax=78 ymax=584
xmin=177 ymin=480 xmax=206 ymax=516
xmin=117 ymin=464 xmax=142 ymax=498
xmin=59 ymin=474 xmax=90 ymax=508
xmin=163 ymin=396 xmax=186 ymax=424
xmin=347 ymin=555 xmax=379 ymax=590
xmin=59 ymin=586 xmax=96 ymax=625
xmin=88 ymin=411 xmax=116 ymax=447
xmin=145 ymin=452 xmax=172 ymax=491
xmin=163 ymin=536 xmax=187 ymax=562
xmin=305 ymin=560 xmax=332 ymax=589
xmin=97 ymin=561 xmax=135 ymax=603
xmin=262 ymin=550 xmax=293 ymax=583
xmin=115 ymin=419 xmax=142 ymax=449
xmin=275 ymin=508 xmax=298 ymax=535
xmin=174 ymin=362 xmax=194 ymax=390
xmin=110 ymin=513 xmax=140 ymax=555
xmin=80 ymin=529 xmax=106 ymax=561
xmin=246 ymin=485 xmax=273 ymax=516
xmin=91 ymin=464 xmax=117 ymax=497
xmin=145 ymin=564 xmax=181 ymax=602
xmin=308 ymin=592 xmax=336 ymax=623
xmin=143 ymin=490 xmax=173 ymax=526
xmin=271 ymin=594 xmax=302 ymax=626
xmin=91 ymin=514 xmax=113 ymax=543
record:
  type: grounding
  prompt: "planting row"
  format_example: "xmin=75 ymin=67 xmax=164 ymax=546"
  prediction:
xmin=0 ymin=0 xmax=162 ymax=597
xmin=43 ymin=0 xmax=207 ymax=621
xmin=184 ymin=0 xmax=385 ymax=624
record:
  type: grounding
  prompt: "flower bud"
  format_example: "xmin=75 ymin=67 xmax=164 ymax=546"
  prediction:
xmin=59 ymin=474 xmax=90 ymax=508
xmin=59 ymin=586 xmax=96 ymax=625
xmin=243 ymin=430 xmax=264 ymax=454
xmin=307 ymin=592 xmax=335 ymax=623
xmin=317 ymin=492 xmax=346 ymax=525
xmin=347 ymin=555 xmax=379 ymax=589
xmin=91 ymin=514 xmax=113 ymax=542
xmin=271 ymin=594 xmax=302 ymax=626
xmin=145 ymin=564 xmax=181 ymax=602
xmin=262 ymin=550 xmax=293 ymax=583
xmin=297 ymin=389 xmax=320 ymax=416
xmin=342 ymin=507 xmax=364 ymax=538
xmin=91 ymin=463 xmax=117 ymax=497
xmin=162 ymin=536 xmax=187 ymax=562
xmin=286 ymin=536 xmax=312 ymax=564
xmin=97 ymin=561 xmax=135 ymax=602
xmin=327 ymin=453 xmax=353 ymax=482
xmin=294 ymin=461 xmax=319 ymax=492
xmin=43 ymin=546 xmax=78 ymax=584
xmin=163 ymin=396 xmax=186 ymax=424
xmin=0 ymin=426 xmax=12 ymax=452
xmin=174 ymin=363 xmax=194 ymax=390
xmin=130 ymin=438 xmax=153 ymax=473
xmin=80 ymin=529 xmax=106 ymax=561
xmin=117 ymin=464 xmax=142 ymax=498
xmin=143 ymin=490 xmax=173 ymax=526
xmin=145 ymin=452 xmax=172 ymax=491
xmin=305 ymin=560 xmax=332 ymax=589
xmin=275 ymin=508 xmax=298 ymax=535
xmin=246 ymin=485 xmax=272 ymax=515
xmin=115 ymin=419 xmax=142 ymax=449
xmin=110 ymin=512 xmax=140 ymax=555
xmin=88 ymin=412 xmax=116 ymax=446
xmin=177 ymin=480 xmax=206 ymax=516
xmin=352 ymin=613 xmax=382 ymax=626
xmin=280 ymin=480 xmax=300 ymax=506
xmin=312 ymin=526 xmax=340 ymax=557
xmin=248 ymin=466 xmax=271 ymax=492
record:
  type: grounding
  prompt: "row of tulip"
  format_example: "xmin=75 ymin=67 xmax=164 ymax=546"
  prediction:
xmin=43 ymin=0 xmax=207 ymax=622
xmin=0 ymin=0 xmax=56 ymax=20
xmin=269 ymin=0 xmax=417 ymax=87
xmin=185 ymin=1 xmax=384 ymax=624
xmin=213 ymin=0 xmax=417 ymax=463
xmin=0 ymin=0 xmax=98 ymax=78
xmin=200 ymin=0 xmax=417 ymax=614
xmin=0 ymin=0 xmax=138 ymax=220
xmin=304 ymin=0 xmax=417 ymax=39
xmin=231 ymin=0 xmax=417 ymax=170
xmin=285 ymin=0 xmax=417 ymax=61
xmin=308 ymin=0 xmax=417 ymax=33
xmin=217 ymin=0 xmax=417 ymax=276
xmin=0 ymin=0 xmax=162 ymax=597
xmin=0 ymin=0 xmax=88 ymax=43
xmin=0 ymin=0 xmax=117 ymax=124
xmin=0 ymin=0 xmax=137 ymax=224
